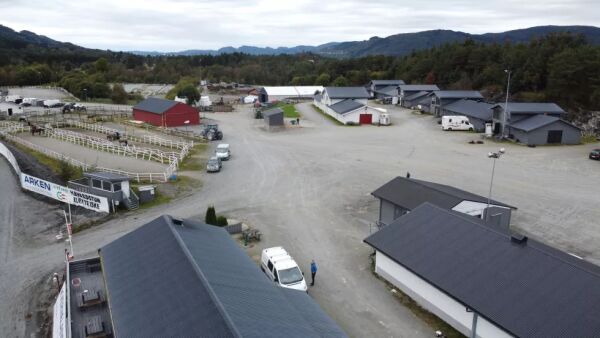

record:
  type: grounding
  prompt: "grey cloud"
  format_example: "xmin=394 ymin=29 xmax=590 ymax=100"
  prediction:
xmin=1 ymin=0 xmax=598 ymax=51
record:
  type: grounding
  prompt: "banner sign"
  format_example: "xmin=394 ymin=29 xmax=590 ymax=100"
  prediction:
xmin=20 ymin=173 xmax=109 ymax=213
xmin=52 ymin=283 xmax=67 ymax=338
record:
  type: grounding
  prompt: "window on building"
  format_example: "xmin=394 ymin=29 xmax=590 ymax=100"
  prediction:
xmin=113 ymin=183 xmax=122 ymax=192
xmin=102 ymin=181 xmax=111 ymax=191
xmin=92 ymin=179 xmax=102 ymax=189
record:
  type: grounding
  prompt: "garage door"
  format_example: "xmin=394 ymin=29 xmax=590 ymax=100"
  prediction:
xmin=359 ymin=114 xmax=372 ymax=125
xmin=547 ymin=130 xmax=563 ymax=144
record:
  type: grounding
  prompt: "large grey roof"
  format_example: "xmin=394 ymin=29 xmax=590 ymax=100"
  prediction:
xmin=369 ymin=80 xmax=405 ymax=86
xmin=364 ymin=203 xmax=600 ymax=338
xmin=493 ymin=102 xmax=565 ymax=114
xmin=329 ymin=99 xmax=365 ymax=115
xmin=262 ymin=107 xmax=284 ymax=117
xmin=404 ymin=91 xmax=430 ymax=101
xmin=442 ymin=99 xmax=494 ymax=120
xmin=398 ymin=84 xmax=440 ymax=92
xmin=430 ymin=90 xmax=483 ymax=99
xmin=100 ymin=215 xmax=346 ymax=338
xmin=324 ymin=87 xmax=370 ymax=99
xmin=372 ymin=176 xmax=515 ymax=210
xmin=373 ymin=85 xmax=398 ymax=96
xmin=510 ymin=114 xmax=581 ymax=132
xmin=132 ymin=97 xmax=179 ymax=114
xmin=84 ymin=171 xmax=130 ymax=182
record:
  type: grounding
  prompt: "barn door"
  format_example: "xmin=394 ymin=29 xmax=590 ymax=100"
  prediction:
xmin=547 ymin=130 xmax=563 ymax=144
xmin=359 ymin=114 xmax=372 ymax=125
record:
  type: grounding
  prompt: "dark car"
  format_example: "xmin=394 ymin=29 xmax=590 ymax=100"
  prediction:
xmin=589 ymin=149 xmax=600 ymax=160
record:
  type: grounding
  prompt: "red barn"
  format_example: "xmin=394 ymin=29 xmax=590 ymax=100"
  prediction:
xmin=132 ymin=98 xmax=200 ymax=127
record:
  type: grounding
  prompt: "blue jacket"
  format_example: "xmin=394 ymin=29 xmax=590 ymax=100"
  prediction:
xmin=311 ymin=262 xmax=317 ymax=273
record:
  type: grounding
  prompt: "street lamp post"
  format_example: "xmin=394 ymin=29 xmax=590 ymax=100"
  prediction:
xmin=486 ymin=148 xmax=505 ymax=221
xmin=184 ymin=120 xmax=190 ymax=135
xmin=501 ymin=70 xmax=511 ymax=138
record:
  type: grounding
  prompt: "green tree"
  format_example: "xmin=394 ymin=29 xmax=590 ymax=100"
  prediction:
xmin=95 ymin=58 xmax=109 ymax=73
xmin=315 ymin=73 xmax=331 ymax=86
xmin=332 ymin=75 xmax=349 ymax=87
xmin=178 ymin=84 xmax=200 ymax=105
xmin=205 ymin=206 xmax=217 ymax=225
xmin=111 ymin=84 xmax=128 ymax=104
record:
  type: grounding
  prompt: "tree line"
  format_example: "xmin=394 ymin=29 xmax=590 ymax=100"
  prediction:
xmin=0 ymin=33 xmax=598 ymax=111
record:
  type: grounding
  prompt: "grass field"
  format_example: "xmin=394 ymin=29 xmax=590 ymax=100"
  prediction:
xmin=275 ymin=103 xmax=301 ymax=118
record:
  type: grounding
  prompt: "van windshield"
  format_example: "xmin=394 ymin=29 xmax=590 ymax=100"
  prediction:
xmin=278 ymin=267 xmax=304 ymax=285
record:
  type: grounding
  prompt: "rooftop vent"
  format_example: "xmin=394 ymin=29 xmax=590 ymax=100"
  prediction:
xmin=510 ymin=233 xmax=528 ymax=244
xmin=172 ymin=218 xmax=183 ymax=226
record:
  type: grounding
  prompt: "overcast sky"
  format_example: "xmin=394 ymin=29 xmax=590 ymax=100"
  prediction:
xmin=1 ymin=0 xmax=598 ymax=52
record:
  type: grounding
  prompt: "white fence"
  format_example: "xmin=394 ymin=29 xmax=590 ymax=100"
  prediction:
xmin=0 ymin=123 xmax=173 ymax=182
xmin=0 ymin=140 xmax=21 ymax=176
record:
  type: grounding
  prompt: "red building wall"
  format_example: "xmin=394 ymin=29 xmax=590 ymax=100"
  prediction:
xmin=133 ymin=103 xmax=200 ymax=127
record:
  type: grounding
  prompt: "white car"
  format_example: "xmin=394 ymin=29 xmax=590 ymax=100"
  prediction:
xmin=215 ymin=143 xmax=230 ymax=160
xmin=260 ymin=247 xmax=307 ymax=292
xmin=441 ymin=115 xmax=474 ymax=131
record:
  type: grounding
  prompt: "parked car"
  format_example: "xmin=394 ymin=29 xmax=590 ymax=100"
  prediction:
xmin=589 ymin=149 xmax=600 ymax=160
xmin=260 ymin=246 xmax=307 ymax=292
xmin=206 ymin=156 xmax=222 ymax=172
xmin=215 ymin=143 xmax=230 ymax=160
xmin=441 ymin=115 xmax=474 ymax=131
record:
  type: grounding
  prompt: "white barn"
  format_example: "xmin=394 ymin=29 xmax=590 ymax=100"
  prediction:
xmin=314 ymin=87 xmax=382 ymax=125
xmin=258 ymin=86 xmax=323 ymax=103
xmin=364 ymin=203 xmax=600 ymax=338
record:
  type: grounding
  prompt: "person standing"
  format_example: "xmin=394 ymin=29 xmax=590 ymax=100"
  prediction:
xmin=310 ymin=260 xmax=317 ymax=286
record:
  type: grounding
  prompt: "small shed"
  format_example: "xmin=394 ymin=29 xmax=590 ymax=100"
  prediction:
xmin=133 ymin=98 xmax=199 ymax=127
xmin=68 ymin=172 xmax=138 ymax=210
xmin=262 ymin=107 xmax=284 ymax=128
xmin=509 ymin=115 xmax=581 ymax=145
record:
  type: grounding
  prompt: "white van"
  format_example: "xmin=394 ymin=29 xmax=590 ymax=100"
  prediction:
xmin=260 ymin=247 xmax=307 ymax=292
xmin=441 ymin=115 xmax=474 ymax=131
xmin=215 ymin=143 xmax=230 ymax=160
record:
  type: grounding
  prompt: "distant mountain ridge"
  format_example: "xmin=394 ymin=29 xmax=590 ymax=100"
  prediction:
xmin=2 ymin=24 xmax=600 ymax=59
xmin=131 ymin=25 xmax=600 ymax=57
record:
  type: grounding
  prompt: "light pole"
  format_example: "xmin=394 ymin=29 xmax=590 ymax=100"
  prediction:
xmin=486 ymin=148 xmax=505 ymax=221
xmin=501 ymin=70 xmax=511 ymax=138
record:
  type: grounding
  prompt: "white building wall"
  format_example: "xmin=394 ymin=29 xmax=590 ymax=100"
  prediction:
xmin=375 ymin=251 xmax=512 ymax=338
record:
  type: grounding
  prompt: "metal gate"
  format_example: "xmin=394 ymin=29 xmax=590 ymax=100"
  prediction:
xmin=547 ymin=130 xmax=563 ymax=144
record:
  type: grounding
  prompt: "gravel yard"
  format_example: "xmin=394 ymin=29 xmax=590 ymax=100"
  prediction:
xmin=1 ymin=102 xmax=599 ymax=337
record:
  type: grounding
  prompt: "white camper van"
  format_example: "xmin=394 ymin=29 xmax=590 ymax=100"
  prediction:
xmin=441 ymin=116 xmax=474 ymax=131
xmin=260 ymin=247 xmax=307 ymax=292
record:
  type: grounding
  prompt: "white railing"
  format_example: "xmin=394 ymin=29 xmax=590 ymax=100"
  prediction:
xmin=2 ymin=133 xmax=171 ymax=182
xmin=43 ymin=126 xmax=181 ymax=164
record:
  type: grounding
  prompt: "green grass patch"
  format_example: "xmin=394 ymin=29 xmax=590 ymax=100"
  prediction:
xmin=136 ymin=189 xmax=173 ymax=210
xmin=275 ymin=102 xmax=301 ymax=118
xmin=582 ymin=133 xmax=598 ymax=144
xmin=11 ymin=142 xmax=83 ymax=180
xmin=311 ymin=104 xmax=344 ymax=126
xmin=178 ymin=143 xmax=208 ymax=171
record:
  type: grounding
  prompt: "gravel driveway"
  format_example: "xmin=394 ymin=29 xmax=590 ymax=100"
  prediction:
xmin=1 ymin=103 xmax=600 ymax=337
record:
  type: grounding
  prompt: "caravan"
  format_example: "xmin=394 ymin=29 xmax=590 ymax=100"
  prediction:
xmin=441 ymin=116 xmax=474 ymax=131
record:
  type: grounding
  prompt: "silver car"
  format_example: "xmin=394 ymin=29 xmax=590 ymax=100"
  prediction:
xmin=206 ymin=156 xmax=222 ymax=173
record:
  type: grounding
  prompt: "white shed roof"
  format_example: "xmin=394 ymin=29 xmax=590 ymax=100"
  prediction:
xmin=262 ymin=86 xmax=324 ymax=97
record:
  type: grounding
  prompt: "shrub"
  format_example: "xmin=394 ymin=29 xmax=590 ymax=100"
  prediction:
xmin=58 ymin=160 xmax=82 ymax=182
xmin=205 ymin=206 xmax=217 ymax=225
xmin=216 ymin=216 xmax=228 ymax=227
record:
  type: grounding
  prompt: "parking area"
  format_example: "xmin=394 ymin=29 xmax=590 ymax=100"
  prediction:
xmin=2 ymin=101 xmax=600 ymax=337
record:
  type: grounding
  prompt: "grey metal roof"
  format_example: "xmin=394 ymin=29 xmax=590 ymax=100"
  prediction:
xmin=262 ymin=107 xmax=284 ymax=117
xmin=398 ymin=84 xmax=440 ymax=92
xmin=442 ymin=99 xmax=494 ymax=121
xmin=372 ymin=176 xmax=515 ymax=211
xmin=430 ymin=91 xmax=483 ymax=99
xmin=404 ymin=91 xmax=430 ymax=101
xmin=133 ymin=97 xmax=179 ymax=114
xmin=100 ymin=215 xmax=346 ymax=338
xmin=329 ymin=99 xmax=365 ymax=115
xmin=510 ymin=114 xmax=581 ymax=132
xmin=84 ymin=171 xmax=130 ymax=182
xmin=493 ymin=102 xmax=565 ymax=114
xmin=314 ymin=94 xmax=322 ymax=102
xmin=364 ymin=203 xmax=600 ymax=338
xmin=324 ymin=87 xmax=370 ymax=99
xmin=369 ymin=80 xmax=406 ymax=86
xmin=374 ymin=85 xmax=398 ymax=96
